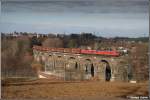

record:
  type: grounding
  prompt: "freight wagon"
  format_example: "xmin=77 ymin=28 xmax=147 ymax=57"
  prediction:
xmin=33 ymin=46 xmax=120 ymax=57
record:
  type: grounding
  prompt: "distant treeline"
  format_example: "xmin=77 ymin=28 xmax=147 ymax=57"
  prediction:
xmin=113 ymin=37 xmax=149 ymax=42
xmin=1 ymin=32 xmax=149 ymax=43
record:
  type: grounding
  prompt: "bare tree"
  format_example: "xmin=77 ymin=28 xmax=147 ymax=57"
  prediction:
xmin=1 ymin=37 xmax=35 ymax=78
xmin=42 ymin=38 xmax=63 ymax=48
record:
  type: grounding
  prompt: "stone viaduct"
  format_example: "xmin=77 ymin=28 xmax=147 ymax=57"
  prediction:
xmin=33 ymin=48 xmax=130 ymax=82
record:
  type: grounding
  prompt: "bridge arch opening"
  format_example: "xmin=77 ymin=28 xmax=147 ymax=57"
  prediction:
xmin=65 ymin=57 xmax=78 ymax=80
xmin=91 ymin=63 xmax=94 ymax=77
xmin=85 ymin=59 xmax=94 ymax=78
xmin=55 ymin=55 xmax=64 ymax=70
xmin=101 ymin=60 xmax=111 ymax=81
xmin=69 ymin=57 xmax=75 ymax=59
xmin=45 ymin=55 xmax=53 ymax=71
xmin=75 ymin=62 xmax=78 ymax=69
xmin=67 ymin=57 xmax=78 ymax=70
xmin=58 ymin=56 xmax=62 ymax=58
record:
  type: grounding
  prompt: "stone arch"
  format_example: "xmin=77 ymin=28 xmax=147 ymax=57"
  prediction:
xmin=64 ymin=56 xmax=79 ymax=81
xmin=83 ymin=58 xmax=95 ymax=79
xmin=57 ymin=55 xmax=62 ymax=58
xmin=55 ymin=55 xmax=65 ymax=70
xmin=100 ymin=59 xmax=111 ymax=81
xmin=45 ymin=54 xmax=54 ymax=72
xmin=66 ymin=57 xmax=78 ymax=70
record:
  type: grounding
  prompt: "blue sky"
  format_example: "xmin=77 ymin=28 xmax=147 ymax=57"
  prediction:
xmin=0 ymin=0 xmax=149 ymax=37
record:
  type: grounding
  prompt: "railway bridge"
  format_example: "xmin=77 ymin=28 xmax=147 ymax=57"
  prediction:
xmin=33 ymin=46 xmax=130 ymax=82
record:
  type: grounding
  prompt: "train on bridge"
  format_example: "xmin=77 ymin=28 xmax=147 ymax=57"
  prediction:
xmin=33 ymin=46 xmax=120 ymax=57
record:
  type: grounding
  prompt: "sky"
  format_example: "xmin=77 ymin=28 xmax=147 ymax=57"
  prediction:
xmin=0 ymin=0 xmax=149 ymax=37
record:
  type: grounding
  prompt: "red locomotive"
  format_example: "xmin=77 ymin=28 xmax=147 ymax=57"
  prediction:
xmin=33 ymin=46 xmax=120 ymax=57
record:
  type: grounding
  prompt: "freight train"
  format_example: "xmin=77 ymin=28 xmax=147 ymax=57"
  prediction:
xmin=33 ymin=46 xmax=120 ymax=57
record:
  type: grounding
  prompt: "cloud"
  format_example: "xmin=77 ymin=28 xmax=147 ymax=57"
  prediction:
xmin=2 ymin=0 xmax=148 ymax=13
xmin=0 ymin=0 xmax=149 ymax=37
